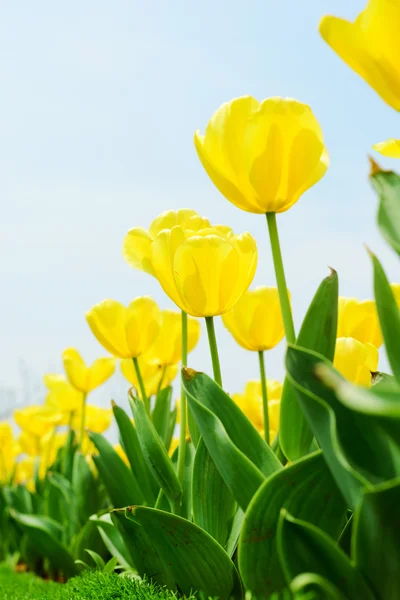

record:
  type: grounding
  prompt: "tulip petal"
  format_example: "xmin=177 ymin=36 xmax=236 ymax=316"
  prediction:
xmin=373 ymin=139 xmax=400 ymax=158
xmin=86 ymin=300 xmax=130 ymax=358
xmin=125 ymin=297 xmax=160 ymax=358
xmin=87 ymin=357 xmax=116 ymax=391
xmin=63 ymin=348 xmax=88 ymax=392
xmin=151 ymin=226 xmax=188 ymax=310
xmin=122 ymin=227 xmax=155 ymax=275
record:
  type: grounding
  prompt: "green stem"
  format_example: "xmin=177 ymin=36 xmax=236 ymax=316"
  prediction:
xmin=205 ymin=316 xmax=223 ymax=386
xmin=258 ymin=351 xmax=269 ymax=445
xmin=176 ymin=311 xmax=188 ymax=488
xmin=133 ymin=357 xmax=150 ymax=413
xmin=266 ymin=212 xmax=296 ymax=345
xmin=79 ymin=393 xmax=88 ymax=452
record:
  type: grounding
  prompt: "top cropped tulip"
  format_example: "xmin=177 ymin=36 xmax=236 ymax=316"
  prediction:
xmin=86 ymin=297 xmax=160 ymax=358
xmin=320 ymin=1 xmax=400 ymax=111
xmin=333 ymin=337 xmax=379 ymax=387
xmin=194 ymin=96 xmax=329 ymax=214
xmin=337 ymin=297 xmax=382 ymax=348
xmin=222 ymin=287 xmax=285 ymax=351
xmin=373 ymin=139 xmax=400 ymax=158
xmin=62 ymin=348 xmax=115 ymax=393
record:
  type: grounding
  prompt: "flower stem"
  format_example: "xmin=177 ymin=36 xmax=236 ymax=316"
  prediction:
xmin=176 ymin=311 xmax=188 ymax=487
xmin=79 ymin=393 xmax=88 ymax=452
xmin=133 ymin=357 xmax=150 ymax=413
xmin=205 ymin=316 xmax=223 ymax=386
xmin=258 ymin=351 xmax=269 ymax=445
xmin=266 ymin=212 xmax=296 ymax=345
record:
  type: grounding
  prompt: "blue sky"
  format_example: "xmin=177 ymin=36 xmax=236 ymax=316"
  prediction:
xmin=1 ymin=0 xmax=399 ymax=419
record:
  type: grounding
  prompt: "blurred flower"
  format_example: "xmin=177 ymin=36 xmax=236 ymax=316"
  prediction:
xmin=44 ymin=374 xmax=83 ymax=418
xmin=320 ymin=1 xmax=400 ymax=111
xmin=337 ymin=297 xmax=382 ymax=348
xmin=232 ymin=380 xmax=282 ymax=440
xmin=62 ymin=348 xmax=115 ymax=393
xmin=0 ymin=423 xmax=18 ymax=483
xmin=373 ymin=139 xmax=400 ymax=158
xmin=334 ymin=337 xmax=379 ymax=387
xmin=222 ymin=287 xmax=286 ymax=351
xmin=14 ymin=405 xmax=62 ymax=439
xmin=72 ymin=405 xmax=113 ymax=435
xmin=145 ymin=310 xmax=200 ymax=366
xmin=120 ymin=357 xmax=178 ymax=397
xmin=113 ymin=444 xmax=129 ymax=465
xmin=86 ymin=297 xmax=160 ymax=358
xmin=151 ymin=225 xmax=257 ymax=316
xmin=194 ymin=96 xmax=329 ymax=214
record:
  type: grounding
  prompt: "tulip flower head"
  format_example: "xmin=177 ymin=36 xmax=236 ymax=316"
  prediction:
xmin=320 ymin=1 xmax=400 ymax=111
xmin=44 ymin=374 xmax=83 ymax=416
xmin=194 ymin=96 xmax=329 ymax=214
xmin=62 ymin=348 xmax=115 ymax=393
xmin=222 ymin=287 xmax=286 ymax=351
xmin=145 ymin=310 xmax=200 ymax=366
xmin=232 ymin=379 xmax=282 ymax=439
xmin=120 ymin=357 xmax=178 ymax=397
xmin=14 ymin=405 xmax=62 ymax=439
xmin=334 ymin=337 xmax=379 ymax=387
xmin=337 ymin=297 xmax=382 ymax=348
xmin=86 ymin=297 xmax=160 ymax=358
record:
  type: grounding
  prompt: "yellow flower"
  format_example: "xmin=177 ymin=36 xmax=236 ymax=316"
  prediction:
xmin=120 ymin=357 xmax=178 ymax=397
xmin=0 ymin=423 xmax=18 ymax=483
xmin=337 ymin=297 xmax=382 ymax=348
xmin=319 ymin=1 xmax=400 ymax=111
xmin=222 ymin=287 xmax=285 ymax=351
xmin=151 ymin=225 xmax=257 ymax=316
xmin=62 ymin=348 xmax=115 ymax=393
xmin=0 ymin=422 xmax=13 ymax=449
xmin=373 ymin=139 xmax=400 ymax=158
xmin=86 ymin=297 xmax=161 ymax=359
xmin=334 ymin=337 xmax=379 ymax=387
xmin=145 ymin=310 xmax=200 ymax=366
xmin=232 ymin=380 xmax=282 ymax=439
xmin=44 ymin=374 xmax=83 ymax=416
xmin=72 ymin=405 xmax=113 ymax=435
xmin=14 ymin=405 xmax=62 ymax=439
xmin=14 ymin=457 xmax=37 ymax=485
xmin=123 ymin=209 xmax=210 ymax=275
xmin=194 ymin=96 xmax=329 ymax=214
xmin=113 ymin=443 xmax=129 ymax=465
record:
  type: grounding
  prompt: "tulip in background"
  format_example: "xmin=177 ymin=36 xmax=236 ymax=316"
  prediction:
xmin=337 ymin=296 xmax=382 ymax=348
xmin=333 ymin=337 xmax=379 ymax=387
xmin=232 ymin=379 xmax=282 ymax=442
xmin=120 ymin=357 xmax=178 ymax=397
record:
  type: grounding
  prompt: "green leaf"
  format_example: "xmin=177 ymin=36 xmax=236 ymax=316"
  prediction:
xmin=290 ymin=573 xmax=349 ymax=600
xmin=280 ymin=269 xmax=338 ymax=461
xmin=353 ymin=477 xmax=400 ymax=600
xmin=128 ymin=505 xmax=243 ymax=600
xmin=72 ymin=453 xmax=101 ymax=526
xmin=165 ymin=407 xmax=177 ymax=453
xmin=370 ymin=167 xmax=400 ymax=255
xmin=152 ymin=386 xmax=173 ymax=445
xmin=182 ymin=369 xmax=281 ymax=477
xmin=238 ymin=451 xmax=347 ymax=597
xmin=71 ymin=519 xmax=108 ymax=563
xmin=112 ymin=402 xmax=157 ymax=505
xmin=91 ymin=432 xmax=145 ymax=508
xmin=277 ymin=511 xmax=375 ymax=600
xmin=192 ymin=438 xmax=237 ymax=548
xmin=89 ymin=514 xmax=132 ymax=569
xmin=170 ymin=439 xmax=194 ymax=520
xmin=129 ymin=394 xmax=182 ymax=510
xmin=85 ymin=549 xmax=106 ymax=569
xmin=371 ymin=251 xmax=400 ymax=381
xmin=184 ymin=380 xmax=266 ymax=511
xmin=103 ymin=555 xmax=119 ymax=573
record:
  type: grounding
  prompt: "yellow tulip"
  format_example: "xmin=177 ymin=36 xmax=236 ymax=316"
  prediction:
xmin=145 ymin=310 xmax=200 ymax=366
xmin=86 ymin=297 xmax=160 ymax=359
xmin=72 ymin=405 xmax=113 ymax=435
xmin=151 ymin=225 xmax=257 ymax=316
xmin=123 ymin=209 xmax=210 ymax=275
xmin=14 ymin=457 xmax=38 ymax=486
xmin=113 ymin=443 xmax=129 ymax=465
xmin=194 ymin=96 xmax=329 ymax=214
xmin=120 ymin=357 xmax=178 ymax=397
xmin=222 ymin=287 xmax=286 ymax=351
xmin=0 ymin=422 xmax=13 ymax=449
xmin=232 ymin=380 xmax=282 ymax=439
xmin=0 ymin=423 xmax=18 ymax=483
xmin=62 ymin=348 xmax=115 ymax=393
xmin=337 ymin=297 xmax=382 ymax=348
xmin=373 ymin=139 xmax=400 ymax=158
xmin=334 ymin=337 xmax=379 ymax=387
xmin=44 ymin=374 xmax=83 ymax=416
xmin=320 ymin=1 xmax=400 ymax=111
xmin=14 ymin=405 xmax=62 ymax=439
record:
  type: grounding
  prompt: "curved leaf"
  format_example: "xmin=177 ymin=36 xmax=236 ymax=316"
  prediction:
xmin=89 ymin=514 xmax=132 ymax=569
xmin=370 ymin=166 xmax=400 ymax=255
xmin=290 ymin=573 xmax=349 ymax=600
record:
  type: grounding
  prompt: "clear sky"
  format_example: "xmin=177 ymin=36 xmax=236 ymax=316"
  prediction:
xmin=1 ymin=0 xmax=399 ymax=420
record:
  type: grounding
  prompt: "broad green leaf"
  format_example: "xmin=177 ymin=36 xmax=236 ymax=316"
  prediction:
xmin=90 ymin=514 xmax=132 ymax=569
xmin=290 ymin=573 xmax=348 ymax=600
xmin=372 ymin=371 xmax=396 ymax=387
xmin=91 ymin=432 xmax=145 ymax=508
xmin=192 ymin=438 xmax=237 ymax=548
xmin=72 ymin=453 xmax=101 ymax=526
xmin=152 ymin=386 xmax=173 ymax=445
xmin=165 ymin=407 xmax=177 ymax=453
xmin=84 ymin=549 xmax=105 ymax=569
xmin=370 ymin=166 xmax=400 ymax=255
xmin=20 ymin=533 xmax=42 ymax=573
xmin=239 ymin=451 xmax=347 ymax=597
xmin=184 ymin=382 xmax=266 ymax=511
xmin=280 ymin=270 xmax=338 ymax=461
xmin=129 ymin=394 xmax=182 ymax=510
xmin=353 ymin=477 xmax=400 ymax=600
xmin=277 ymin=511 xmax=375 ymax=600
xmin=71 ymin=518 xmax=108 ymax=563
xmin=371 ymin=251 xmax=400 ymax=381
xmin=182 ymin=369 xmax=281 ymax=476
xmin=112 ymin=402 xmax=157 ymax=505
xmin=128 ymin=506 xmax=243 ymax=600
xmin=171 ymin=439 xmax=194 ymax=520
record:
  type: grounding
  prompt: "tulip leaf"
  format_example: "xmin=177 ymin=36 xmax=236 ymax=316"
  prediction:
xmin=170 ymin=439 xmax=194 ymax=520
xmin=371 ymin=251 xmax=400 ymax=381
xmin=238 ymin=450 xmax=347 ymax=597
xmin=89 ymin=514 xmax=133 ymax=569
xmin=91 ymin=432 xmax=145 ymax=508
xmin=72 ymin=452 xmax=102 ymax=526
xmin=280 ymin=269 xmax=338 ymax=461
xmin=71 ymin=519 xmax=108 ymax=563
xmin=353 ymin=477 xmax=400 ymax=600
xmin=184 ymin=377 xmax=266 ymax=510
xmin=152 ymin=386 xmax=173 ymax=446
xmin=370 ymin=167 xmax=400 ymax=256
xmin=127 ymin=505 xmax=243 ymax=600
xmin=129 ymin=394 xmax=182 ymax=510
xmin=112 ymin=402 xmax=157 ymax=505
xmin=192 ymin=438 xmax=237 ymax=548
xmin=277 ymin=511 xmax=375 ymax=600
xmin=289 ymin=573 xmax=353 ymax=600
xmin=182 ymin=368 xmax=281 ymax=476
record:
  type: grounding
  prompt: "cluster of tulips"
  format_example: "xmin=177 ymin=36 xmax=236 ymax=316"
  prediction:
xmin=2 ymin=1 xmax=400 ymax=598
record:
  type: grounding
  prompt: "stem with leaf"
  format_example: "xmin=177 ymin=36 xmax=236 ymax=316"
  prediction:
xmin=205 ymin=316 xmax=223 ymax=387
xmin=133 ymin=357 xmax=150 ymax=413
